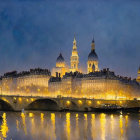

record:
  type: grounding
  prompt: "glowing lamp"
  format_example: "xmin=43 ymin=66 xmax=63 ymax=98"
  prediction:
xmin=66 ymin=100 xmax=71 ymax=106
xmin=78 ymin=100 xmax=82 ymax=105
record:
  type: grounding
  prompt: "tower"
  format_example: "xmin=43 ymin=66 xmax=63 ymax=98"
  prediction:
xmin=136 ymin=67 xmax=140 ymax=83
xmin=87 ymin=38 xmax=99 ymax=73
xmin=52 ymin=53 xmax=69 ymax=77
xmin=70 ymin=36 xmax=79 ymax=72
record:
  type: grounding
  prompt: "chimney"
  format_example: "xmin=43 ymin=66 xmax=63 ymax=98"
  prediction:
xmin=56 ymin=72 xmax=58 ymax=77
xmin=59 ymin=73 xmax=61 ymax=78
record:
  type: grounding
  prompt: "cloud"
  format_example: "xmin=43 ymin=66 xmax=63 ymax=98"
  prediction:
xmin=0 ymin=0 xmax=140 ymax=78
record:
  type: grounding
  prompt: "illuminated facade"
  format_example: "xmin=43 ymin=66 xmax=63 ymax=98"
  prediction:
xmin=0 ymin=36 xmax=140 ymax=100
xmin=137 ymin=67 xmax=140 ymax=83
xmin=48 ymin=69 xmax=140 ymax=99
xmin=0 ymin=68 xmax=51 ymax=96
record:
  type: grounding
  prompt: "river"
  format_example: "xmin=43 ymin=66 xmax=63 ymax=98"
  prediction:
xmin=0 ymin=111 xmax=140 ymax=140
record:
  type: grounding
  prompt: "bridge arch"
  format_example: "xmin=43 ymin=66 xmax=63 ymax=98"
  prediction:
xmin=0 ymin=99 xmax=14 ymax=111
xmin=25 ymin=99 xmax=60 ymax=111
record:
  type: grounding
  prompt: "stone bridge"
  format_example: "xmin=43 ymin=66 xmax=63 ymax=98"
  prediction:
xmin=0 ymin=95 xmax=140 ymax=111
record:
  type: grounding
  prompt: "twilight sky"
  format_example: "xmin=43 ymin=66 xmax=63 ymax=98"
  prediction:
xmin=0 ymin=0 xmax=140 ymax=78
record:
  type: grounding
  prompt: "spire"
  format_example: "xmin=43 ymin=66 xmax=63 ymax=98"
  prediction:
xmin=92 ymin=36 xmax=95 ymax=43
xmin=73 ymin=36 xmax=76 ymax=45
xmin=91 ymin=36 xmax=95 ymax=51
xmin=73 ymin=35 xmax=77 ymax=49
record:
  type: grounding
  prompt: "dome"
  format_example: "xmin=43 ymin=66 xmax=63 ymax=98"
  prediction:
xmin=88 ymin=50 xmax=98 ymax=61
xmin=138 ymin=67 xmax=140 ymax=74
xmin=56 ymin=53 xmax=65 ymax=63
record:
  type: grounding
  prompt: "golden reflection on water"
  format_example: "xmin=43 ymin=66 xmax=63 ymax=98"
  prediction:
xmin=84 ymin=113 xmax=88 ymax=139
xmin=51 ymin=113 xmax=56 ymax=140
xmin=110 ymin=114 xmax=114 ymax=140
xmin=0 ymin=113 xmax=9 ymax=138
xmin=16 ymin=120 xmax=19 ymax=132
xmin=100 ymin=113 xmax=106 ymax=140
xmin=125 ymin=115 xmax=128 ymax=128
xmin=75 ymin=113 xmax=79 ymax=139
xmin=40 ymin=113 xmax=44 ymax=127
xmin=91 ymin=114 xmax=96 ymax=140
xmin=21 ymin=113 xmax=27 ymax=135
xmin=66 ymin=113 xmax=71 ymax=140
xmin=0 ymin=112 xmax=139 ymax=140
xmin=119 ymin=114 xmax=123 ymax=138
xmin=30 ymin=113 xmax=35 ymax=137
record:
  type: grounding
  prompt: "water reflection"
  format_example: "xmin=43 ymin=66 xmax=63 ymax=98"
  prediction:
xmin=51 ymin=113 xmax=56 ymax=140
xmin=0 ymin=112 xmax=140 ymax=140
xmin=100 ymin=113 xmax=106 ymax=140
xmin=119 ymin=114 xmax=123 ymax=137
xmin=21 ymin=112 xmax=27 ymax=135
xmin=84 ymin=113 xmax=88 ymax=139
xmin=75 ymin=113 xmax=79 ymax=140
xmin=0 ymin=113 xmax=9 ymax=138
xmin=110 ymin=114 xmax=114 ymax=140
xmin=91 ymin=114 xmax=96 ymax=140
xmin=16 ymin=120 xmax=19 ymax=132
xmin=66 ymin=113 xmax=71 ymax=140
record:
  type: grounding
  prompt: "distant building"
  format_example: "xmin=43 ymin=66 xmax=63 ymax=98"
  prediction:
xmin=70 ymin=36 xmax=79 ymax=72
xmin=51 ymin=53 xmax=69 ymax=78
xmin=0 ymin=68 xmax=51 ymax=96
xmin=48 ymin=69 xmax=140 ymax=99
xmin=0 ymin=36 xmax=140 ymax=99
xmin=87 ymin=38 xmax=99 ymax=73
xmin=137 ymin=67 xmax=140 ymax=83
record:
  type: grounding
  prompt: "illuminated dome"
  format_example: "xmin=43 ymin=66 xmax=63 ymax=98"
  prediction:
xmin=88 ymin=50 xmax=98 ymax=61
xmin=56 ymin=53 xmax=65 ymax=63
xmin=138 ymin=67 xmax=140 ymax=73
xmin=56 ymin=53 xmax=65 ymax=68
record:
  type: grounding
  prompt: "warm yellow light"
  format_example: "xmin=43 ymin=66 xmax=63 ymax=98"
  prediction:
xmin=37 ymin=88 xmax=40 ymax=92
xmin=78 ymin=100 xmax=82 ymax=105
xmin=97 ymin=101 xmax=100 ymax=104
xmin=1 ymin=113 xmax=9 ymax=138
xmin=84 ymin=114 xmax=87 ymax=120
xmin=29 ymin=113 xmax=34 ymax=118
xmin=21 ymin=113 xmax=27 ymax=135
xmin=19 ymin=98 xmax=22 ymax=102
xmin=31 ymin=98 xmax=34 ymax=102
xmin=111 ymin=114 xmax=113 ymax=119
xmin=14 ymin=97 xmax=16 ymax=100
xmin=87 ymin=100 xmax=92 ymax=105
xmin=26 ymin=99 xmax=29 ymax=102
xmin=66 ymin=100 xmax=71 ymax=106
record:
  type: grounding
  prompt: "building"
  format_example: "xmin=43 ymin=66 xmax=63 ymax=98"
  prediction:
xmin=48 ymin=69 xmax=140 ymax=99
xmin=51 ymin=53 xmax=69 ymax=77
xmin=87 ymin=38 xmax=99 ymax=73
xmin=0 ymin=36 xmax=140 ymax=99
xmin=137 ymin=67 xmax=140 ymax=83
xmin=70 ymin=36 xmax=79 ymax=72
xmin=0 ymin=68 xmax=51 ymax=96
xmin=52 ymin=36 xmax=79 ymax=76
